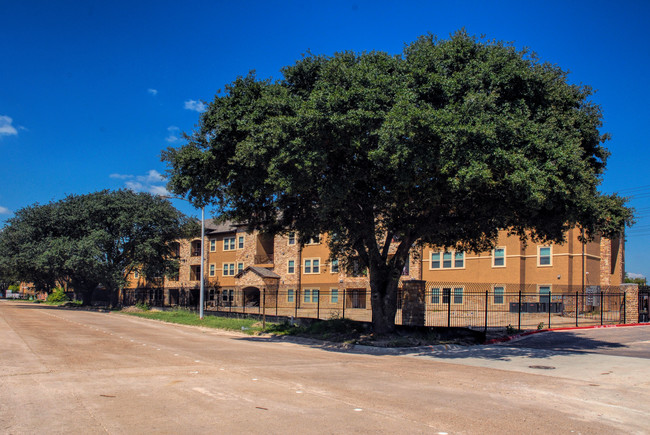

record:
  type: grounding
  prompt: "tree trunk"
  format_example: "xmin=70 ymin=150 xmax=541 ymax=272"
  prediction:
xmin=369 ymin=269 xmax=400 ymax=334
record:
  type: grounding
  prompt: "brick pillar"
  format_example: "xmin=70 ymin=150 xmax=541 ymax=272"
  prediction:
xmin=402 ymin=280 xmax=425 ymax=326
xmin=620 ymin=283 xmax=639 ymax=324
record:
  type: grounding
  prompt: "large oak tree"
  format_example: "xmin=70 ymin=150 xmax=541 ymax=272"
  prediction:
xmin=163 ymin=31 xmax=632 ymax=333
xmin=0 ymin=190 xmax=194 ymax=305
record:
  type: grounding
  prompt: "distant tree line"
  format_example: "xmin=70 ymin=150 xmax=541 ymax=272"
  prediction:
xmin=0 ymin=190 xmax=196 ymax=305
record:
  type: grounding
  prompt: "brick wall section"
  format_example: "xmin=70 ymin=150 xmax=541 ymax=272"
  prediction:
xmin=600 ymin=238 xmax=612 ymax=286
xmin=273 ymin=233 xmax=301 ymax=286
xmin=621 ymin=283 xmax=639 ymax=324
xmin=402 ymin=280 xmax=425 ymax=326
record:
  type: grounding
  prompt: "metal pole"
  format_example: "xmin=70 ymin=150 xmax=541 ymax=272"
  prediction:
xmin=548 ymin=290 xmax=552 ymax=329
xmin=484 ymin=290 xmax=488 ymax=334
xmin=623 ymin=291 xmax=626 ymax=324
xmin=342 ymin=288 xmax=346 ymax=319
xmin=518 ymin=290 xmax=521 ymax=332
xmin=447 ymin=290 xmax=451 ymax=328
xmin=199 ymin=206 xmax=205 ymax=319
xmin=600 ymin=291 xmax=604 ymax=325
xmin=575 ymin=291 xmax=579 ymax=327
xmin=294 ymin=289 xmax=298 ymax=318
xmin=317 ymin=290 xmax=320 ymax=320
xmin=262 ymin=288 xmax=266 ymax=329
xmin=275 ymin=288 xmax=278 ymax=317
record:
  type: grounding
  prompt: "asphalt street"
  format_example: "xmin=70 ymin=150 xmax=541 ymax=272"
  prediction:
xmin=2 ymin=300 xmax=649 ymax=434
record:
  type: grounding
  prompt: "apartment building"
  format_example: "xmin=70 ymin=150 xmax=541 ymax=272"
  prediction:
xmin=124 ymin=221 xmax=624 ymax=308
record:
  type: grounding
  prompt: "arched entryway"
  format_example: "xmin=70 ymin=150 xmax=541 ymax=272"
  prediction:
xmin=242 ymin=286 xmax=261 ymax=307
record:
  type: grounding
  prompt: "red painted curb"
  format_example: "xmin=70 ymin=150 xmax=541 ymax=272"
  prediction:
xmin=484 ymin=322 xmax=650 ymax=345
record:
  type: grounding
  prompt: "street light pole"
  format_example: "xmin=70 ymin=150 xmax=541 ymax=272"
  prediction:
xmin=161 ymin=195 xmax=205 ymax=319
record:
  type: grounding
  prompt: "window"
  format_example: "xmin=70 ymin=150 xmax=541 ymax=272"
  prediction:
xmin=402 ymin=257 xmax=410 ymax=276
xmin=539 ymin=246 xmax=551 ymax=266
xmin=209 ymin=264 xmax=215 ymax=277
xmin=442 ymin=288 xmax=451 ymax=304
xmin=287 ymin=289 xmax=294 ymax=303
xmin=223 ymin=263 xmax=235 ymax=276
xmin=210 ymin=239 xmax=216 ymax=252
xmin=222 ymin=289 xmax=234 ymax=303
xmin=191 ymin=240 xmax=201 ymax=256
xmin=288 ymin=232 xmax=296 ymax=245
xmin=431 ymin=287 xmax=440 ymax=304
xmin=539 ymin=285 xmax=551 ymax=304
xmin=238 ymin=235 xmax=244 ymax=249
xmin=133 ymin=271 xmax=139 ymax=279
xmin=306 ymin=235 xmax=320 ymax=245
xmin=454 ymin=252 xmax=464 ymax=268
xmin=443 ymin=252 xmax=453 ymax=268
xmin=237 ymin=262 xmax=244 ymax=274
xmin=431 ymin=252 xmax=441 ymax=269
xmin=223 ymin=237 xmax=236 ymax=251
xmin=431 ymin=251 xmax=464 ymax=269
xmin=493 ymin=247 xmax=505 ymax=267
xmin=304 ymin=258 xmax=320 ymax=274
xmin=287 ymin=260 xmax=295 ymax=274
xmin=312 ymin=289 xmax=319 ymax=303
xmin=453 ymin=287 xmax=464 ymax=304
xmin=330 ymin=259 xmax=339 ymax=274
xmin=303 ymin=289 xmax=311 ymax=303
xmin=331 ymin=289 xmax=338 ymax=303
xmin=493 ymin=286 xmax=504 ymax=304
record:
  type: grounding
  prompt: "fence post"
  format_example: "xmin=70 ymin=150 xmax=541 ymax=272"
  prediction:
xmin=294 ymin=289 xmax=298 ymax=319
xmin=623 ymin=291 xmax=626 ymax=324
xmin=447 ymin=291 xmax=451 ymax=328
xmin=275 ymin=289 xmax=278 ymax=317
xmin=518 ymin=290 xmax=522 ymax=332
xmin=548 ymin=290 xmax=552 ymax=329
xmin=243 ymin=289 xmax=246 ymax=315
xmin=317 ymin=290 xmax=320 ymax=320
xmin=576 ymin=290 xmax=578 ymax=328
xmin=262 ymin=289 xmax=266 ymax=329
xmin=484 ymin=290 xmax=488 ymax=334
xmin=600 ymin=291 xmax=604 ymax=325
xmin=342 ymin=288 xmax=346 ymax=319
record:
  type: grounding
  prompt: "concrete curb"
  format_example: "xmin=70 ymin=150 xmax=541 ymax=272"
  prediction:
xmin=485 ymin=322 xmax=650 ymax=345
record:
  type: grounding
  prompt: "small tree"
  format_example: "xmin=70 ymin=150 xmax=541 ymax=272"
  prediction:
xmin=164 ymin=31 xmax=632 ymax=333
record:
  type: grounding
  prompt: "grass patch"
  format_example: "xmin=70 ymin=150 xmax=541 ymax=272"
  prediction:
xmin=121 ymin=308 xmax=266 ymax=334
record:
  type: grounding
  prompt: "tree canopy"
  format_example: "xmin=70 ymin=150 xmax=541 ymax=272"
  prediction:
xmin=163 ymin=31 xmax=633 ymax=333
xmin=0 ymin=190 xmax=194 ymax=305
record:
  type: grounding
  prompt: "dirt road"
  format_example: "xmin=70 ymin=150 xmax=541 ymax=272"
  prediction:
xmin=1 ymin=300 xmax=648 ymax=434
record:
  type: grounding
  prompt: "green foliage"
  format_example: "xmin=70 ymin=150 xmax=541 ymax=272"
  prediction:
xmin=46 ymin=288 xmax=69 ymax=303
xmin=0 ymin=190 xmax=192 ymax=305
xmin=135 ymin=302 xmax=151 ymax=311
xmin=164 ymin=30 xmax=633 ymax=333
xmin=537 ymin=322 xmax=545 ymax=330
xmin=624 ymin=274 xmax=646 ymax=285
xmin=8 ymin=284 xmax=19 ymax=292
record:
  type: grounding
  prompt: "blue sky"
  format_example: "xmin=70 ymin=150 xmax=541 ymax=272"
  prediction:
xmin=1 ymin=1 xmax=649 ymax=277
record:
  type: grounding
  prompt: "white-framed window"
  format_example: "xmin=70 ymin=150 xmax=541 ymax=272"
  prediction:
xmin=238 ymin=235 xmax=245 ymax=249
xmin=493 ymin=247 xmax=505 ymax=267
xmin=288 ymin=232 xmax=296 ymax=245
xmin=453 ymin=287 xmax=464 ymax=304
xmin=312 ymin=289 xmax=319 ymax=303
xmin=539 ymin=285 xmax=551 ymax=303
xmin=493 ymin=285 xmax=505 ymax=304
xmin=431 ymin=287 xmax=440 ymax=304
xmin=133 ymin=271 xmax=139 ymax=279
xmin=430 ymin=251 xmax=464 ymax=269
xmin=287 ymin=289 xmax=294 ymax=303
xmin=306 ymin=235 xmax=320 ymax=245
xmin=209 ymin=264 xmax=216 ymax=277
xmin=210 ymin=239 xmax=216 ymax=252
xmin=303 ymin=289 xmax=311 ymax=303
xmin=287 ymin=260 xmax=295 ymax=274
xmin=330 ymin=259 xmax=339 ymax=274
xmin=237 ymin=262 xmax=244 ymax=274
xmin=223 ymin=263 xmax=236 ymax=276
xmin=331 ymin=288 xmax=339 ymax=303
xmin=431 ymin=252 xmax=441 ymax=269
xmin=223 ymin=237 xmax=236 ymax=251
xmin=304 ymin=258 xmax=320 ymax=274
xmin=538 ymin=246 xmax=552 ymax=266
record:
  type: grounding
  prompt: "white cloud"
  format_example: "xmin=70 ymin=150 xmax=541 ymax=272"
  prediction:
xmin=148 ymin=88 xmax=158 ymax=96
xmin=184 ymin=100 xmax=206 ymax=112
xmin=166 ymin=125 xmax=181 ymax=143
xmin=0 ymin=206 xmax=11 ymax=214
xmin=111 ymin=169 xmax=168 ymax=195
xmin=0 ymin=116 xmax=18 ymax=137
xmin=627 ymin=272 xmax=646 ymax=279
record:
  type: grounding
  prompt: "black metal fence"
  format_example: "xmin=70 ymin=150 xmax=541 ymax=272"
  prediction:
xmin=122 ymin=282 xmax=629 ymax=331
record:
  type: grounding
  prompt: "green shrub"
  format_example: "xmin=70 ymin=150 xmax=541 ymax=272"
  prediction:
xmin=46 ymin=288 xmax=69 ymax=303
xmin=135 ymin=302 xmax=151 ymax=311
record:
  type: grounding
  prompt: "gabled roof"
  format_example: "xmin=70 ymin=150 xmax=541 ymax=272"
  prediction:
xmin=235 ymin=266 xmax=280 ymax=279
xmin=204 ymin=219 xmax=238 ymax=234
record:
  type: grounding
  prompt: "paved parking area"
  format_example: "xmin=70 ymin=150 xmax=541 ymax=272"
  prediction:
xmin=2 ymin=300 xmax=649 ymax=434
